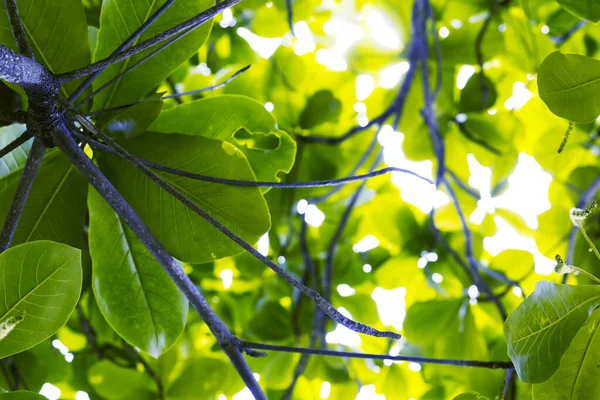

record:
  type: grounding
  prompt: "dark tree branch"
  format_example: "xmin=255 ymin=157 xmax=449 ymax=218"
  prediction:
xmin=285 ymin=0 xmax=294 ymax=36
xmin=239 ymin=341 xmax=514 ymax=369
xmin=0 ymin=44 xmax=54 ymax=94
xmin=57 ymin=0 xmax=241 ymax=83
xmin=72 ymin=131 xmax=433 ymax=188
xmin=0 ymin=131 xmax=31 ymax=160
xmin=4 ymin=0 xmax=34 ymax=58
xmin=51 ymin=123 xmax=266 ymax=400
xmin=447 ymin=169 xmax=480 ymax=200
xmin=551 ymin=21 xmax=587 ymax=46
xmin=122 ymin=341 xmax=164 ymax=400
xmin=165 ymin=77 xmax=183 ymax=105
xmin=67 ymin=0 xmax=178 ymax=103
xmin=75 ymin=116 xmax=400 ymax=340
xmin=87 ymin=65 xmax=251 ymax=116
xmin=0 ymin=139 xmax=45 ymax=252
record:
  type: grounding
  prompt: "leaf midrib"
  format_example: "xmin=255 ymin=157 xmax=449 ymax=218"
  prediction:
xmin=542 ymin=75 xmax=600 ymax=97
xmin=0 ymin=251 xmax=75 ymax=319
xmin=512 ymin=294 xmax=600 ymax=344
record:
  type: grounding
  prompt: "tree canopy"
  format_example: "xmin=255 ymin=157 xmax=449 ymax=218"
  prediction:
xmin=1 ymin=0 xmax=600 ymax=399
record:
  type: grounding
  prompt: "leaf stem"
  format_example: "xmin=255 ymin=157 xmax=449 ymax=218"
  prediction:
xmin=575 ymin=221 xmax=600 ymax=263
xmin=122 ymin=341 xmax=164 ymax=400
xmin=0 ymin=139 xmax=45 ymax=252
xmin=239 ymin=341 xmax=514 ymax=369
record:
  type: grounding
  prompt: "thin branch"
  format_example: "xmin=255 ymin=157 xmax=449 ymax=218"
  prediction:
xmin=67 ymin=0 xmax=178 ymax=103
xmin=447 ymin=169 xmax=480 ymax=200
xmin=57 ymin=0 xmax=241 ymax=84
xmin=165 ymin=77 xmax=182 ymax=104
xmin=72 ymin=131 xmax=432 ymax=187
xmin=77 ymin=118 xmax=400 ymax=340
xmin=87 ymin=65 xmax=251 ymax=116
xmin=239 ymin=341 xmax=514 ymax=369
xmin=474 ymin=0 xmax=500 ymax=109
xmin=4 ymin=0 xmax=34 ymax=58
xmin=51 ymin=124 xmax=266 ymax=400
xmin=551 ymin=20 xmax=588 ymax=46
xmin=122 ymin=341 xmax=164 ymax=400
xmin=76 ymin=304 xmax=103 ymax=360
xmin=0 ymin=131 xmax=32 ymax=160
xmin=73 ymin=28 xmax=192 ymax=110
xmin=285 ymin=0 xmax=294 ymax=36
xmin=295 ymin=112 xmax=390 ymax=145
xmin=443 ymin=181 xmax=507 ymax=320
xmin=0 ymin=139 xmax=45 ymax=252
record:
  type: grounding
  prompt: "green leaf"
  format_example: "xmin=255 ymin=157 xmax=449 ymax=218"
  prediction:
xmin=533 ymin=308 xmax=600 ymax=399
xmin=504 ymin=281 xmax=600 ymax=383
xmin=538 ymin=52 xmax=600 ymax=123
xmin=0 ymin=392 xmax=47 ymax=399
xmin=88 ymin=188 xmax=188 ymax=358
xmin=557 ymin=0 xmax=600 ymax=22
xmin=0 ymin=151 xmax=88 ymax=248
xmin=0 ymin=241 xmax=82 ymax=358
xmin=403 ymin=299 xmax=464 ymax=344
xmin=88 ymin=360 xmax=155 ymax=400
xmin=92 ymin=0 xmax=214 ymax=110
xmin=0 ymin=0 xmax=90 ymax=96
xmin=99 ymin=97 xmax=164 ymax=140
xmin=166 ymin=357 xmax=231 ymax=398
xmin=300 ymin=90 xmax=342 ymax=129
xmin=459 ymin=73 xmax=497 ymax=113
xmin=98 ymin=132 xmax=270 ymax=263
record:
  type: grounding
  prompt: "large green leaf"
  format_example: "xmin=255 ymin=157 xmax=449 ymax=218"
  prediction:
xmin=538 ymin=52 xmax=600 ymax=123
xmin=92 ymin=0 xmax=214 ymax=110
xmin=150 ymin=95 xmax=295 ymax=186
xmin=0 ymin=0 xmax=90 ymax=96
xmin=0 ymin=241 xmax=82 ymax=358
xmin=533 ymin=307 xmax=600 ymax=399
xmin=557 ymin=0 xmax=600 ymax=22
xmin=403 ymin=299 xmax=464 ymax=344
xmin=505 ymin=281 xmax=600 ymax=383
xmin=166 ymin=357 xmax=231 ymax=398
xmin=98 ymin=132 xmax=270 ymax=263
xmin=99 ymin=97 xmax=164 ymax=140
xmin=0 ymin=151 xmax=87 ymax=248
xmin=88 ymin=188 xmax=188 ymax=358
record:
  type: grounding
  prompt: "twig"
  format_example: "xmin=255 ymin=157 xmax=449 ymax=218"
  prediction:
xmin=0 ymin=110 xmax=27 ymax=127
xmin=0 ymin=139 xmax=45 ymax=252
xmin=76 ymin=304 xmax=103 ymax=360
xmin=122 ymin=341 xmax=164 ymax=400
xmin=87 ymin=65 xmax=251 ymax=116
xmin=165 ymin=77 xmax=182 ymax=105
xmin=57 ymin=0 xmax=241 ymax=83
xmin=0 ymin=131 xmax=32 ymax=160
xmin=239 ymin=341 xmax=514 ymax=369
